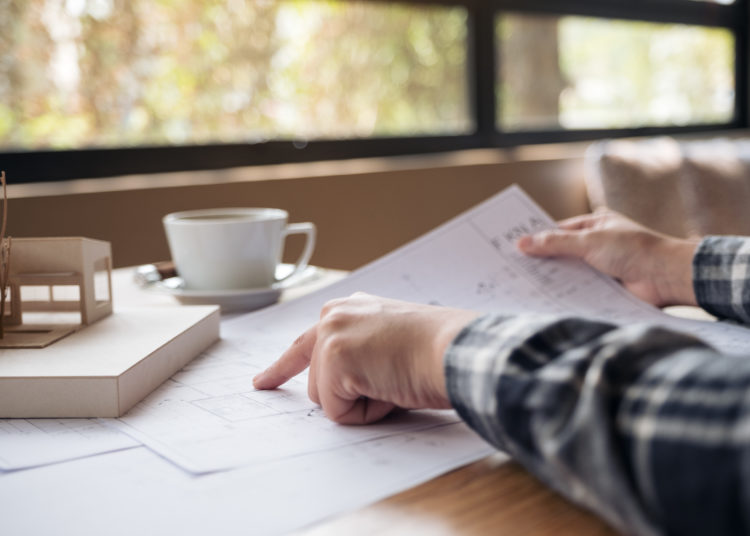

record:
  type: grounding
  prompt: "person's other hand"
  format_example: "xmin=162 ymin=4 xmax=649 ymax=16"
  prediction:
xmin=253 ymin=293 xmax=479 ymax=424
xmin=518 ymin=210 xmax=700 ymax=307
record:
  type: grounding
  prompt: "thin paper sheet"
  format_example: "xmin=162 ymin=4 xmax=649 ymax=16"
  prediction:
xmin=0 ymin=423 xmax=490 ymax=536
xmin=0 ymin=418 xmax=138 ymax=471
xmin=110 ymin=185 xmax=750 ymax=475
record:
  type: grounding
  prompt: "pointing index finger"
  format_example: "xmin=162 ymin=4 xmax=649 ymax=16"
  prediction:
xmin=253 ymin=325 xmax=317 ymax=390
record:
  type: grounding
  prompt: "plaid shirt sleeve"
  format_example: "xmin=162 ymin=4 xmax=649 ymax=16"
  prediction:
xmin=444 ymin=236 xmax=750 ymax=536
xmin=694 ymin=236 xmax=750 ymax=323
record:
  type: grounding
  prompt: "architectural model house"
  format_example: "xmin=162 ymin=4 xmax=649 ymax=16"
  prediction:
xmin=0 ymin=235 xmax=220 ymax=418
xmin=3 ymin=237 xmax=113 ymax=348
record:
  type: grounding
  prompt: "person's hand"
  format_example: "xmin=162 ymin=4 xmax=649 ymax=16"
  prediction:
xmin=253 ymin=293 xmax=479 ymax=424
xmin=518 ymin=210 xmax=700 ymax=307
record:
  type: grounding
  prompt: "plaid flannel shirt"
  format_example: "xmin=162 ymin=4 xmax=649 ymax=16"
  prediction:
xmin=444 ymin=236 xmax=750 ymax=536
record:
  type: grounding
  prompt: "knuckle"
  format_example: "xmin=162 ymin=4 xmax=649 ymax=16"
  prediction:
xmin=320 ymin=333 xmax=348 ymax=359
xmin=320 ymin=297 xmax=346 ymax=317
xmin=320 ymin=309 xmax=353 ymax=331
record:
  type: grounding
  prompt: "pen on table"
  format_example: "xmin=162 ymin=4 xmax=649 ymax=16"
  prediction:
xmin=133 ymin=261 xmax=177 ymax=287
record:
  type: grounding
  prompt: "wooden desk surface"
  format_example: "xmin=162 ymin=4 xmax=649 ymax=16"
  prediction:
xmin=299 ymin=455 xmax=617 ymax=536
xmin=116 ymin=266 xmax=618 ymax=536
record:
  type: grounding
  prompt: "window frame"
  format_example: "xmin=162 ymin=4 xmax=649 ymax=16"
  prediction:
xmin=2 ymin=0 xmax=747 ymax=183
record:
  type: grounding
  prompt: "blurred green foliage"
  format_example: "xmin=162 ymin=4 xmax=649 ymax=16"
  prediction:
xmin=0 ymin=1 xmax=737 ymax=151
xmin=0 ymin=0 xmax=469 ymax=150
xmin=498 ymin=13 xmax=735 ymax=131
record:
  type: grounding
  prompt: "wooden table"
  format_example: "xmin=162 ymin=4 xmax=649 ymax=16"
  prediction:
xmin=115 ymin=266 xmax=619 ymax=536
xmin=299 ymin=455 xmax=617 ymax=536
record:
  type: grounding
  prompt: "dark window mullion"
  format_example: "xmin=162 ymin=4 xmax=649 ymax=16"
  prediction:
xmin=491 ymin=0 xmax=743 ymax=29
xmin=467 ymin=2 xmax=497 ymax=145
xmin=1 ymin=135 xmax=486 ymax=184
xmin=741 ymin=0 xmax=750 ymax=128
xmin=496 ymin=123 xmax=744 ymax=147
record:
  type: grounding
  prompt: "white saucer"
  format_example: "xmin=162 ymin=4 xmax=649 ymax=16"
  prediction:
xmin=150 ymin=265 xmax=319 ymax=313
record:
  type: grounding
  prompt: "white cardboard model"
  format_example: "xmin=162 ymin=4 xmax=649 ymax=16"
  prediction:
xmin=3 ymin=237 xmax=113 ymax=348
xmin=0 ymin=236 xmax=221 ymax=418
xmin=0 ymin=305 xmax=220 ymax=418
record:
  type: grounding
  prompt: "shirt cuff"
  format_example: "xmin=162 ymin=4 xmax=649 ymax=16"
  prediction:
xmin=693 ymin=236 xmax=750 ymax=323
xmin=443 ymin=313 xmax=576 ymax=451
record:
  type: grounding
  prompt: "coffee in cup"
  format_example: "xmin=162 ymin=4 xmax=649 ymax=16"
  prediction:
xmin=163 ymin=208 xmax=316 ymax=290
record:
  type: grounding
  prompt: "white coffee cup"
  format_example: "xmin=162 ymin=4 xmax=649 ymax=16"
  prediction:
xmin=162 ymin=208 xmax=316 ymax=290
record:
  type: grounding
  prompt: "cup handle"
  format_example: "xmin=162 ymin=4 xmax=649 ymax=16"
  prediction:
xmin=276 ymin=222 xmax=316 ymax=285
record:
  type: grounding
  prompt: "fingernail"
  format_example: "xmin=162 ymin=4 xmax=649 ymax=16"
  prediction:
xmin=253 ymin=371 xmax=266 ymax=388
xmin=517 ymin=235 xmax=533 ymax=250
